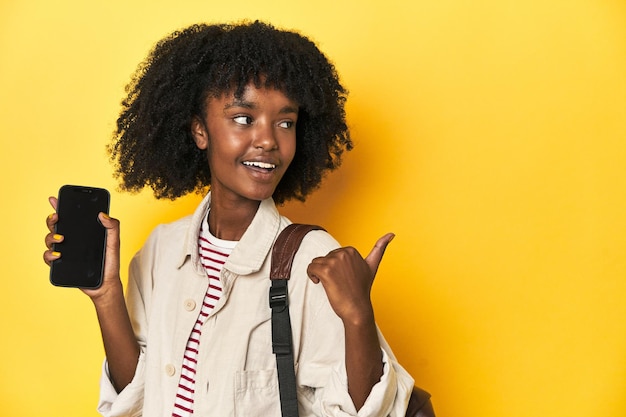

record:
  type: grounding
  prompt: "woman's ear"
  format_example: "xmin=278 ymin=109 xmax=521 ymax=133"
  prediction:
xmin=191 ymin=116 xmax=209 ymax=150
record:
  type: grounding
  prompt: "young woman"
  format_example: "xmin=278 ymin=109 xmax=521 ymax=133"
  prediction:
xmin=44 ymin=21 xmax=414 ymax=417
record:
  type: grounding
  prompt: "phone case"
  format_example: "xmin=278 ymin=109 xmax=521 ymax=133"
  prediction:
xmin=50 ymin=185 xmax=110 ymax=288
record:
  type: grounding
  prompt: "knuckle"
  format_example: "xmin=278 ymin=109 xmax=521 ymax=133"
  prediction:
xmin=345 ymin=246 xmax=358 ymax=255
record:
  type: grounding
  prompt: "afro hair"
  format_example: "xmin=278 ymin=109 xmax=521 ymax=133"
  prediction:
xmin=109 ymin=21 xmax=352 ymax=204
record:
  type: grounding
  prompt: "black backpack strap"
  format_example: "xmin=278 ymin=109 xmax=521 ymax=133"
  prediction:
xmin=270 ymin=224 xmax=324 ymax=417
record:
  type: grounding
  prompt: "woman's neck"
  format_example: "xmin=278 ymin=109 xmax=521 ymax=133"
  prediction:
xmin=208 ymin=197 xmax=261 ymax=241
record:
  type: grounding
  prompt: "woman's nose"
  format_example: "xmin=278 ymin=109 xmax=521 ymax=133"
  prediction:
xmin=251 ymin=123 xmax=278 ymax=151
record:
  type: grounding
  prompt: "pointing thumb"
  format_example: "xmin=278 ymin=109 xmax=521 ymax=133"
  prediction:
xmin=364 ymin=233 xmax=395 ymax=277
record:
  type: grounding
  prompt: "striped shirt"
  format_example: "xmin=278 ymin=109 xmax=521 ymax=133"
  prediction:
xmin=172 ymin=214 xmax=236 ymax=417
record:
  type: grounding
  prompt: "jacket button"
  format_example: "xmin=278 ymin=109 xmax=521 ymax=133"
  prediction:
xmin=184 ymin=299 xmax=196 ymax=311
xmin=165 ymin=364 xmax=176 ymax=376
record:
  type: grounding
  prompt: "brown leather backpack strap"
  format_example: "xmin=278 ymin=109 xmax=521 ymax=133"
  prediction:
xmin=270 ymin=224 xmax=324 ymax=417
xmin=270 ymin=224 xmax=325 ymax=280
xmin=405 ymin=386 xmax=436 ymax=417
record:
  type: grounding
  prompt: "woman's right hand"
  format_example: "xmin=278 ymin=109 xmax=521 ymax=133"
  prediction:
xmin=45 ymin=195 xmax=140 ymax=391
xmin=44 ymin=196 xmax=123 ymax=302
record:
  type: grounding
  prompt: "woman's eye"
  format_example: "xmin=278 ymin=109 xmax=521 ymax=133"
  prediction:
xmin=233 ymin=116 xmax=253 ymax=125
xmin=278 ymin=121 xmax=294 ymax=129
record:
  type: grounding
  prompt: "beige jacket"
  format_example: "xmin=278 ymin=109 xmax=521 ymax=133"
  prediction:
xmin=98 ymin=193 xmax=414 ymax=417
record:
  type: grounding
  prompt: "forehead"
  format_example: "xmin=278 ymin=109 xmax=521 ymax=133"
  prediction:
xmin=206 ymin=83 xmax=299 ymax=111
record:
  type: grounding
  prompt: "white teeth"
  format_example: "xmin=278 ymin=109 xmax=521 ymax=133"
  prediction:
xmin=243 ymin=161 xmax=276 ymax=169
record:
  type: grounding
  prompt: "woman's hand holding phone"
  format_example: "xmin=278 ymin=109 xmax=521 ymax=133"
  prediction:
xmin=44 ymin=190 xmax=140 ymax=392
xmin=44 ymin=190 xmax=123 ymax=301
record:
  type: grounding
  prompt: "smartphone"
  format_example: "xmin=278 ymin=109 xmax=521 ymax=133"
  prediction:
xmin=50 ymin=185 xmax=110 ymax=289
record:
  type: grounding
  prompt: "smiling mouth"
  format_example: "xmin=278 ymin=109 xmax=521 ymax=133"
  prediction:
xmin=242 ymin=161 xmax=277 ymax=170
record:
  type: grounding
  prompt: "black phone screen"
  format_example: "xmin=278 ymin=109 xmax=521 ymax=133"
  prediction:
xmin=50 ymin=185 xmax=110 ymax=288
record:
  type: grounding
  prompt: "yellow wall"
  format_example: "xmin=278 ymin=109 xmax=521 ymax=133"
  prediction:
xmin=1 ymin=1 xmax=625 ymax=416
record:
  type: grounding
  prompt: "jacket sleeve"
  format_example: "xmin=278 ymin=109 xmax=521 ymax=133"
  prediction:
xmin=97 ymin=228 xmax=160 ymax=417
xmin=298 ymin=305 xmax=415 ymax=417
xmin=97 ymin=354 xmax=145 ymax=417
xmin=293 ymin=231 xmax=415 ymax=417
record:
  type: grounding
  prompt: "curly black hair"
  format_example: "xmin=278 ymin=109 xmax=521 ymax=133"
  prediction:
xmin=109 ymin=21 xmax=352 ymax=203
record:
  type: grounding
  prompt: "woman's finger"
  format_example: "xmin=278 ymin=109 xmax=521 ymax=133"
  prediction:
xmin=44 ymin=231 xmax=64 ymax=249
xmin=363 ymin=233 xmax=395 ymax=277
xmin=43 ymin=248 xmax=61 ymax=266
xmin=45 ymin=196 xmax=58 ymax=232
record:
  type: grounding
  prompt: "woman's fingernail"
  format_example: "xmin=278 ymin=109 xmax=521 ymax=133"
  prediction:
xmin=48 ymin=213 xmax=55 ymax=220
xmin=53 ymin=234 xmax=63 ymax=240
xmin=101 ymin=213 xmax=111 ymax=220
xmin=51 ymin=251 xmax=61 ymax=257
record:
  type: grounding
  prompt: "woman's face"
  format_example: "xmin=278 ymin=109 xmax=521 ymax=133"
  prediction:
xmin=191 ymin=84 xmax=298 ymax=206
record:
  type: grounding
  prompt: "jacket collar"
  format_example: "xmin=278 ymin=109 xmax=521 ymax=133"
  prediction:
xmin=177 ymin=192 xmax=281 ymax=276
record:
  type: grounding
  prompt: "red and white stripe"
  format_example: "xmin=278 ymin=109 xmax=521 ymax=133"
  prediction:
xmin=172 ymin=217 xmax=235 ymax=417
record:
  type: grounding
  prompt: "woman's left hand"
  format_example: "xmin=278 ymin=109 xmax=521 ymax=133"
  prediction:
xmin=306 ymin=233 xmax=395 ymax=325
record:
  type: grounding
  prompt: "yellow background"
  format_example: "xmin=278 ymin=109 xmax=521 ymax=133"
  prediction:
xmin=1 ymin=0 xmax=625 ymax=416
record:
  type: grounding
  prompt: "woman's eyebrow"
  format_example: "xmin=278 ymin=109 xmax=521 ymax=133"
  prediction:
xmin=224 ymin=100 xmax=299 ymax=115
xmin=279 ymin=105 xmax=299 ymax=115
xmin=224 ymin=99 xmax=254 ymax=110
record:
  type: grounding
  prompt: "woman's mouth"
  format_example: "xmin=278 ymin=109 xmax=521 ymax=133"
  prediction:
xmin=242 ymin=161 xmax=276 ymax=171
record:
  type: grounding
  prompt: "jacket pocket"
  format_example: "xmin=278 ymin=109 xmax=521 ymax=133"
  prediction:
xmin=234 ymin=368 xmax=281 ymax=417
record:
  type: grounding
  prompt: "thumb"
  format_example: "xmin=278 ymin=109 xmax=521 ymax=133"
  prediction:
xmin=364 ymin=233 xmax=395 ymax=277
xmin=99 ymin=212 xmax=120 ymax=247
xmin=48 ymin=196 xmax=58 ymax=211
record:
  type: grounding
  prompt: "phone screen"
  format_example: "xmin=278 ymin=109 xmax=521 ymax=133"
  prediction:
xmin=50 ymin=185 xmax=110 ymax=288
